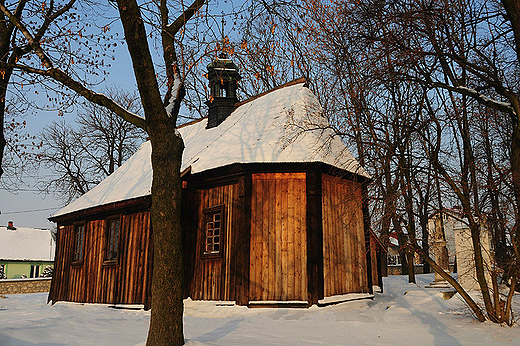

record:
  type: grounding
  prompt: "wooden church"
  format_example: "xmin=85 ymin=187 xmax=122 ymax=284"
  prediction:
xmin=48 ymin=55 xmax=381 ymax=309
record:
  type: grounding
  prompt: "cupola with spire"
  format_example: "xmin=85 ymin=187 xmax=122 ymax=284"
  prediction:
xmin=205 ymin=52 xmax=241 ymax=129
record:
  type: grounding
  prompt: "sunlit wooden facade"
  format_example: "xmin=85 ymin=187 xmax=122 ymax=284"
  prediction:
xmin=49 ymin=76 xmax=380 ymax=308
xmin=49 ymin=163 xmax=375 ymax=308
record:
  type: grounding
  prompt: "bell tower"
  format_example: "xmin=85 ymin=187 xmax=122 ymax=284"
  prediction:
xmin=205 ymin=52 xmax=241 ymax=129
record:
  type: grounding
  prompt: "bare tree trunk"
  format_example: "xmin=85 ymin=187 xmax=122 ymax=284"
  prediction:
xmin=148 ymin=131 xmax=185 ymax=346
xmin=406 ymin=251 xmax=415 ymax=283
xmin=413 ymin=162 xmax=432 ymax=274
xmin=0 ymin=10 xmax=15 ymax=180
xmin=420 ymin=216 xmax=431 ymax=274
xmin=116 ymin=0 xmax=187 ymax=343
xmin=505 ymin=277 xmax=517 ymax=325
xmin=502 ymin=0 xmax=520 ymax=64
xmin=416 ymin=247 xmax=487 ymax=322
xmin=0 ymin=80 xmax=7 ymax=178
xmin=432 ymin=157 xmax=496 ymax=321
xmin=397 ymin=231 xmax=409 ymax=275
xmin=401 ymin=143 xmax=417 ymax=284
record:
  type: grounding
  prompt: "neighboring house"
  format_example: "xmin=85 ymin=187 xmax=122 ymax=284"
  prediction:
xmin=387 ymin=233 xmax=401 ymax=266
xmin=428 ymin=208 xmax=493 ymax=290
xmin=386 ymin=232 xmax=422 ymax=275
xmin=0 ymin=221 xmax=55 ymax=279
xmin=48 ymin=56 xmax=380 ymax=308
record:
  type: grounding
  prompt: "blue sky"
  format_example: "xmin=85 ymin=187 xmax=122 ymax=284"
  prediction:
xmin=0 ymin=17 xmax=138 ymax=229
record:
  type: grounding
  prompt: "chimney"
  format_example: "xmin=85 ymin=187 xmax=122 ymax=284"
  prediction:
xmin=205 ymin=53 xmax=241 ymax=129
xmin=7 ymin=220 xmax=16 ymax=230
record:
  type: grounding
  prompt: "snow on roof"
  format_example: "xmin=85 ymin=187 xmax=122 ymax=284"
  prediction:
xmin=52 ymin=140 xmax=153 ymax=218
xmin=0 ymin=226 xmax=55 ymax=261
xmin=53 ymin=82 xmax=368 ymax=218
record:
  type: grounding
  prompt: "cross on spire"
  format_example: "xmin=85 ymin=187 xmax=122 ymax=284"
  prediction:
xmin=220 ymin=12 xmax=227 ymax=58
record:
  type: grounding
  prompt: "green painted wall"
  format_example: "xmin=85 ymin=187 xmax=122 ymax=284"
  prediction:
xmin=0 ymin=261 xmax=54 ymax=279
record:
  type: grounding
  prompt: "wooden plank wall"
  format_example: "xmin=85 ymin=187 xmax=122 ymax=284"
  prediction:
xmin=370 ymin=237 xmax=379 ymax=289
xmin=117 ymin=211 xmax=152 ymax=304
xmin=321 ymin=174 xmax=369 ymax=296
xmin=235 ymin=175 xmax=252 ymax=305
xmin=250 ymin=173 xmax=307 ymax=302
xmin=306 ymin=172 xmax=324 ymax=304
xmin=190 ymin=183 xmax=238 ymax=301
xmin=49 ymin=225 xmax=73 ymax=302
xmin=49 ymin=211 xmax=152 ymax=305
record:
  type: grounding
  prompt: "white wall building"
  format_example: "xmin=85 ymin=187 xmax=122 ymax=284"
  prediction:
xmin=428 ymin=209 xmax=493 ymax=291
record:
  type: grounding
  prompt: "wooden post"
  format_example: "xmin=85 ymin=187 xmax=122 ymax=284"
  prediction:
xmin=47 ymin=224 xmax=62 ymax=304
xmin=362 ymin=183 xmax=373 ymax=294
xmin=376 ymin=250 xmax=383 ymax=292
xmin=144 ymin=214 xmax=153 ymax=310
xmin=306 ymin=172 xmax=323 ymax=305
xmin=235 ymin=174 xmax=252 ymax=305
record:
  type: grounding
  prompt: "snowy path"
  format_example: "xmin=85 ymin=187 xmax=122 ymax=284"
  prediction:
xmin=0 ymin=274 xmax=518 ymax=345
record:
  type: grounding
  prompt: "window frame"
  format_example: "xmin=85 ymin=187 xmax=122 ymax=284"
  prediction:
xmin=104 ymin=216 xmax=121 ymax=264
xmin=72 ymin=222 xmax=86 ymax=265
xmin=202 ymin=205 xmax=225 ymax=258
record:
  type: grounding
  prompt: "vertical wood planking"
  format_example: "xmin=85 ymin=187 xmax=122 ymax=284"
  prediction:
xmin=287 ymin=178 xmax=295 ymax=298
xmin=249 ymin=182 xmax=258 ymax=301
xmin=262 ymin=179 xmax=269 ymax=300
xmin=355 ymin=185 xmax=367 ymax=290
xmin=190 ymin=182 xmax=238 ymax=301
xmin=294 ymin=180 xmax=302 ymax=299
xmin=281 ymin=178 xmax=289 ymax=300
xmin=51 ymin=209 xmax=152 ymax=305
xmin=268 ymin=178 xmax=277 ymax=300
xmin=300 ymin=181 xmax=308 ymax=299
xmin=342 ymin=181 xmax=351 ymax=292
xmin=250 ymin=173 xmax=307 ymax=302
xmin=321 ymin=182 xmax=330 ymax=296
xmin=321 ymin=174 xmax=369 ymax=297
xmin=306 ymin=171 xmax=323 ymax=304
xmin=49 ymin=224 xmax=73 ymax=302
xmin=267 ymin=178 xmax=276 ymax=300
xmin=235 ymin=174 xmax=251 ymax=305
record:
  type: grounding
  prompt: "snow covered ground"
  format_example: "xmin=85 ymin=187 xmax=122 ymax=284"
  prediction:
xmin=0 ymin=274 xmax=519 ymax=345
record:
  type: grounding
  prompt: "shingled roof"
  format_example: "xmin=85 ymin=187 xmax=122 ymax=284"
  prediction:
xmin=53 ymin=81 xmax=368 ymax=218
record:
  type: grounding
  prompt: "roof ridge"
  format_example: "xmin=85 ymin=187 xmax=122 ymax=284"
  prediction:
xmin=234 ymin=77 xmax=307 ymax=108
xmin=177 ymin=117 xmax=206 ymax=129
xmin=175 ymin=77 xmax=307 ymax=129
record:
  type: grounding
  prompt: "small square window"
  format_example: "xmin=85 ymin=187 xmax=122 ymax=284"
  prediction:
xmin=203 ymin=206 xmax=225 ymax=256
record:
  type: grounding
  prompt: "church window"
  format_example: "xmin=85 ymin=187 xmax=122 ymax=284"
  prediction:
xmin=203 ymin=206 xmax=225 ymax=256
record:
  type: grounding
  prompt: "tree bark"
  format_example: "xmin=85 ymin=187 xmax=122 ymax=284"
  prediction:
xmin=501 ymin=0 xmax=520 ymax=65
xmin=0 ymin=77 xmax=9 ymax=178
xmin=147 ymin=131 xmax=185 ymax=346
xmin=116 ymin=0 xmax=185 ymax=344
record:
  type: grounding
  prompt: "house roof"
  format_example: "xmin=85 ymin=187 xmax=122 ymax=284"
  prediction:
xmin=0 ymin=226 xmax=55 ymax=261
xmin=52 ymin=81 xmax=368 ymax=218
xmin=389 ymin=234 xmax=399 ymax=247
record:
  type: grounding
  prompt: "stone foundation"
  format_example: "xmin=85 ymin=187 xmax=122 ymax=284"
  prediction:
xmin=0 ymin=278 xmax=51 ymax=294
xmin=387 ymin=264 xmax=425 ymax=275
